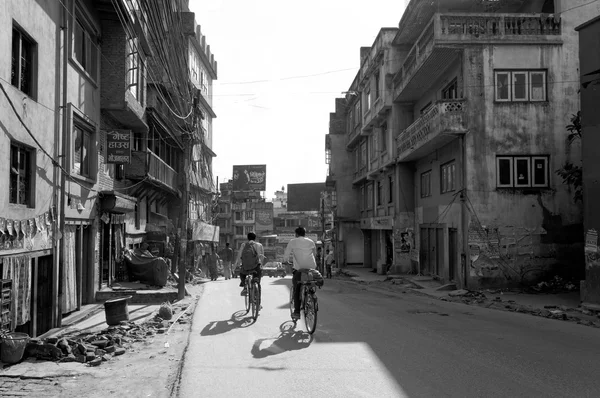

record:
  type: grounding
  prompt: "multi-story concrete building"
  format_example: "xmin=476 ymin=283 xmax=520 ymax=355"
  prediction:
xmin=0 ymin=0 xmax=64 ymax=335
xmin=272 ymin=187 xmax=288 ymax=217
xmin=216 ymin=180 xmax=233 ymax=246
xmin=0 ymin=0 xmax=218 ymax=336
xmin=577 ymin=13 xmax=600 ymax=306
xmin=329 ymin=0 xmax=592 ymax=289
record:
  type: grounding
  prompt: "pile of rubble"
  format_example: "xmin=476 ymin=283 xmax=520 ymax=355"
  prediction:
xmin=440 ymin=289 xmax=600 ymax=328
xmin=23 ymin=302 xmax=194 ymax=367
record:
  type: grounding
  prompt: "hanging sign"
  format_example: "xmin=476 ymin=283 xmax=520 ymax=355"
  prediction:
xmin=106 ymin=129 xmax=132 ymax=164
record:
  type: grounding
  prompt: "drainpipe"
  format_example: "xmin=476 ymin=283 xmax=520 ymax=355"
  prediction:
xmin=460 ymin=135 xmax=469 ymax=290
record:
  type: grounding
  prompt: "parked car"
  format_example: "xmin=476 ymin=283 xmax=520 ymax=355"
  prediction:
xmin=262 ymin=261 xmax=286 ymax=278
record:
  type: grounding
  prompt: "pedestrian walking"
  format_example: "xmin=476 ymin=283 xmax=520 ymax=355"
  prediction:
xmin=219 ymin=242 xmax=234 ymax=280
xmin=207 ymin=245 xmax=220 ymax=281
xmin=325 ymin=249 xmax=334 ymax=279
xmin=316 ymin=247 xmax=323 ymax=274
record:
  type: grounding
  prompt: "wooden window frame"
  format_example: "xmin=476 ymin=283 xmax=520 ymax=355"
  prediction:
xmin=496 ymin=156 xmax=514 ymax=188
xmin=512 ymin=71 xmax=529 ymax=102
xmin=9 ymin=141 xmax=35 ymax=208
xmin=11 ymin=24 xmax=37 ymax=99
xmin=441 ymin=161 xmax=456 ymax=194
xmin=421 ymin=170 xmax=432 ymax=198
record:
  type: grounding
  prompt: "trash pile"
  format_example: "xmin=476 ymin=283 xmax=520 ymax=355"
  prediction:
xmin=531 ymin=275 xmax=578 ymax=293
xmin=22 ymin=302 xmax=193 ymax=367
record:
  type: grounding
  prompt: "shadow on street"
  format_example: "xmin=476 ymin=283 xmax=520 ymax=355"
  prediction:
xmin=200 ymin=310 xmax=254 ymax=336
xmin=251 ymin=321 xmax=312 ymax=359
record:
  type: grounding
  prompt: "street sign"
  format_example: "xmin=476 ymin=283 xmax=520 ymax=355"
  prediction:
xmin=106 ymin=130 xmax=132 ymax=164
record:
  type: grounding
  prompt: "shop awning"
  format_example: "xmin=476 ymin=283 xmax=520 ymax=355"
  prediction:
xmin=100 ymin=191 xmax=137 ymax=214
xmin=191 ymin=220 xmax=219 ymax=242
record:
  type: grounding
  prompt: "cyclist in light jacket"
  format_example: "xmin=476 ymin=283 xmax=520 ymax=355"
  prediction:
xmin=283 ymin=226 xmax=317 ymax=320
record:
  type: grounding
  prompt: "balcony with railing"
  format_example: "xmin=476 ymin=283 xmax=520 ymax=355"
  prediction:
xmin=124 ymin=150 xmax=179 ymax=193
xmin=393 ymin=12 xmax=562 ymax=102
xmin=396 ymin=99 xmax=468 ymax=162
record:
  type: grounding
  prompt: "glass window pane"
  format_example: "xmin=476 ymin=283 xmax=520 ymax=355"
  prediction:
xmin=74 ymin=22 xmax=84 ymax=66
xmin=530 ymin=72 xmax=545 ymax=101
xmin=515 ymin=158 xmax=530 ymax=186
xmin=496 ymin=72 xmax=510 ymax=100
xmin=82 ymin=131 xmax=90 ymax=176
xmin=498 ymin=158 xmax=512 ymax=186
xmin=533 ymin=158 xmax=547 ymax=186
xmin=513 ymin=72 xmax=528 ymax=100
xmin=73 ymin=126 xmax=82 ymax=174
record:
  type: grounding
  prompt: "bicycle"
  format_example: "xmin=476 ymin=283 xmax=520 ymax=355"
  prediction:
xmin=289 ymin=269 xmax=319 ymax=334
xmin=243 ymin=271 xmax=261 ymax=321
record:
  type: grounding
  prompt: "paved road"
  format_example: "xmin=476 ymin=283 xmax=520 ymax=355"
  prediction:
xmin=177 ymin=276 xmax=600 ymax=398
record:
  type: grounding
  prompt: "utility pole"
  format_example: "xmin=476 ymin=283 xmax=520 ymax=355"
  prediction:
xmin=177 ymin=141 xmax=190 ymax=300
xmin=320 ymin=192 xmax=326 ymax=274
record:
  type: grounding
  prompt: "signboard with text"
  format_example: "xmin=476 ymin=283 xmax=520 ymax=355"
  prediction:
xmin=106 ymin=130 xmax=132 ymax=164
xmin=232 ymin=165 xmax=266 ymax=191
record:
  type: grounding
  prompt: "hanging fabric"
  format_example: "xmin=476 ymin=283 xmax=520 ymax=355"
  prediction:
xmin=1 ymin=255 xmax=32 ymax=327
xmin=62 ymin=225 xmax=78 ymax=314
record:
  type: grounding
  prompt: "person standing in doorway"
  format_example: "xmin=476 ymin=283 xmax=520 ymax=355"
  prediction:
xmin=220 ymin=242 xmax=234 ymax=280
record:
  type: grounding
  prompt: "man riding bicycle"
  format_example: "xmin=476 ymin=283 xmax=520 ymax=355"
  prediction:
xmin=283 ymin=226 xmax=317 ymax=321
xmin=235 ymin=232 xmax=265 ymax=295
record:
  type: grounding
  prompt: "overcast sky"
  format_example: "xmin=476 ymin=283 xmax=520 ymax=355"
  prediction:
xmin=189 ymin=0 xmax=408 ymax=198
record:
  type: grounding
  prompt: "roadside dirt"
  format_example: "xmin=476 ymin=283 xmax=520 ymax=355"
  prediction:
xmin=0 ymin=284 xmax=204 ymax=398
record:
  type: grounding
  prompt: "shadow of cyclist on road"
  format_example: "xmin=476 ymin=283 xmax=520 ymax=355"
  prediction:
xmin=200 ymin=310 xmax=254 ymax=336
xmin=251 ymin=321 xmax=312 ymax=358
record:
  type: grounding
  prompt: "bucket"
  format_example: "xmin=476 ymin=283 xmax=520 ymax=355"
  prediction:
xmin=104 ymin=296 xmax=132 ymax=326
xmin=0 ymin=332 xmax=30 ymax=364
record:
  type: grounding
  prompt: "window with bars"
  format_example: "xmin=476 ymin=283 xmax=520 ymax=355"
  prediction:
xmin=245 ymin=211 xmax=253 ymax=220
xmin=9 ymin=142 xmax=35 ymax=207
xmin=73 ymin=12 xmax=98 ymax=81
xmin=388 ymin=174 xmax=394 ymax=203
xmin=11 ymin=26 xmax=36 ymax=98
xmin=235 ymin=226 xmax=244 ymax=235
xmin=376 ymin=180 xmax=383 ymax=206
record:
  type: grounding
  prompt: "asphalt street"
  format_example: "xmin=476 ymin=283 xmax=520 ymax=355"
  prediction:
xmin=176 ymin=275 xmax=600 ymax=398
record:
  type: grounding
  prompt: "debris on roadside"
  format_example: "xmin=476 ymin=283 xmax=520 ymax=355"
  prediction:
xmin=17 ymin=301 xmax=194 ymax=368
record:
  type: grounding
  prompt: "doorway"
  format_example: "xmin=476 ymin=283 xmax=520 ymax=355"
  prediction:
xmin=419 ymin=224 xmax=446 ymax=279
xmin=449 ymin=228 xmax=457 ymax=281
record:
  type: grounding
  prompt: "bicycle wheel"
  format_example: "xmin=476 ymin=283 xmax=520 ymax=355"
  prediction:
xmin=252 ymin=281 xmax=261 ymax=320
xmin=244 ymin=277 xmax=251 ymax=313
xmin=304 ymin=292 xmax=318 ymax=334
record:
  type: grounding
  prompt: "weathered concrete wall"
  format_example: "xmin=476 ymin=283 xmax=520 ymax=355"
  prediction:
xmin=0 ymin=0 xmax=61 ymax=253
xmin=464 ymin=28 xmax=585 ymax=287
